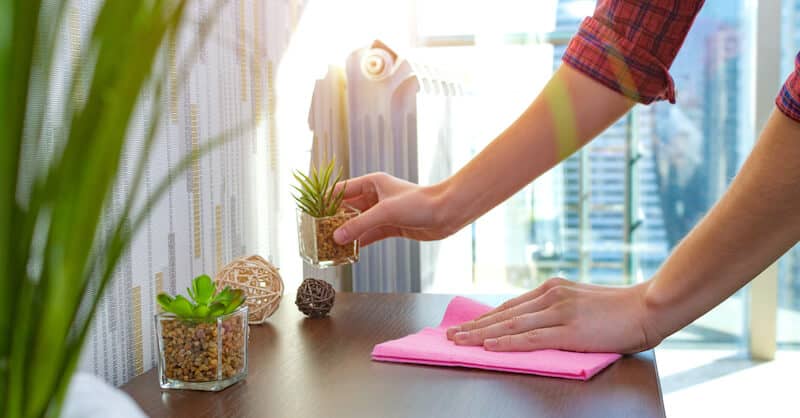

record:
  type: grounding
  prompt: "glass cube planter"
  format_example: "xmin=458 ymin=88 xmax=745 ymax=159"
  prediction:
xmin=155 ymin=305 xmax=248 ymax=391
xmin=297 ymin=205 xmax=360 ymax=268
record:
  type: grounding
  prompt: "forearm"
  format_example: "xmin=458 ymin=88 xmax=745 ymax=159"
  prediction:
xmin=644 ymin=109 xmax=800 ymax=340
xmin=436 ymin=64 xmax=634 ymax=231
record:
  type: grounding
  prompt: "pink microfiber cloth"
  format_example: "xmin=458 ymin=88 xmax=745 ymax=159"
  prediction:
xmin=371 ymin=296 xmax=621 ymax=380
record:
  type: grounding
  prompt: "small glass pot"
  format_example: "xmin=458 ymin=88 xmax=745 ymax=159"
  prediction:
xmin=155 ymin=305 xmax=248 ymax=391
xmin=296 ymin=205 xmax=360 ymax=268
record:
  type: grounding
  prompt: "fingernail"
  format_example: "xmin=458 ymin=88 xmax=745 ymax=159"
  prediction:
xmin=333 ymin=227 xmax=348 ymax=244
xmin=454 ymin=332 xmax=469 ymax=342
xmin=484 ymin=338 xmax=498 ymax=348
xmin=446 ymin=326 xmax=461 ymax=337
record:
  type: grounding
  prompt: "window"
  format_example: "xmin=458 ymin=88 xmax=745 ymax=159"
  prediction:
xmin=278 ymin=0 xmax=793 ymax=352
xmin=414 ymin=0 xmax=754 ymax=348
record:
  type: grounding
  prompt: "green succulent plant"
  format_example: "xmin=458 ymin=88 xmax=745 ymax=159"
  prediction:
xmin=157 ymin=275 xmax=246 ymax=323
xmin=292 ymin=158 xmax=347 ymax=218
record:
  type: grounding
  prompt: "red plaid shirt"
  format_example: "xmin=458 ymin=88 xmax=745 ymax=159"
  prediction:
xmin=563 ymin=0 xmax=800 ymax=123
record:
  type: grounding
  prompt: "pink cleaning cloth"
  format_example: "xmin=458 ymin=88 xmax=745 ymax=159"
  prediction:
xmin=371 ymin=296 xmax=621 ymax=380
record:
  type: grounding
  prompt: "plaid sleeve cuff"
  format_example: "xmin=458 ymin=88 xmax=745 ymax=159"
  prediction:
xmin=776 ymin=52 xmax=800 ymax=123
xmin=562 ymin=17 xmax=676 ymax=105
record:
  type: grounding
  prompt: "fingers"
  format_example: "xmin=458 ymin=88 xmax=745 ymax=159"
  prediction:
xmin=447 ymin=289 xmax=563 ymax=340
xmin=483 ymin=327 xmax=565 ymax=352
xmin=334 ymin=201 xmax=392 ymax=244
xmin=333 ymin=172 xmax=384 ymax=200
xmin=454 ymin=277 xmax=575 ymax=339
xmin=473 ymin=277 xmax=570 ymax=322
xmin=471 ymin=295 xmax=531 ymax=323
xmin=343 ymin=194 xmax=377 ymax=213
xmin=357 ymin=225 xmax=401 ymax=246
xmin=451 ymin=309 xmax=560 ymax=346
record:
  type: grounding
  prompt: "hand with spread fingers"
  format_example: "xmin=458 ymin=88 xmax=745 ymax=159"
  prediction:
xmin=332 ymin=172 xmax=457 ymax=247
xmin=446 ymin=278 xmax=661 ymax=354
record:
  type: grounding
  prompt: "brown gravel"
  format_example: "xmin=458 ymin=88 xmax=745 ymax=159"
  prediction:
xmin=160 ymin=314 xmax=245 ymax=382
xmin=315 ymin=210 xmax=358 ymax=263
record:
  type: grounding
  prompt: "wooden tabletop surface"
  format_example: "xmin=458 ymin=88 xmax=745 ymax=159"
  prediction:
xmin=122 ymin=292 xmax=666 ymax=418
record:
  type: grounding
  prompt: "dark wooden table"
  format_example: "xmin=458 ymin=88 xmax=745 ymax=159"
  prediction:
xmin=123 ymin=293 xmax=666 ymax=418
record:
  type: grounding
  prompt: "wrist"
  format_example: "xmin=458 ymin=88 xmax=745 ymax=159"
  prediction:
xmin=428 ymin=177 xmax=463 ymax=236
xmin=634 ymin=281 xmax=667 ymax=350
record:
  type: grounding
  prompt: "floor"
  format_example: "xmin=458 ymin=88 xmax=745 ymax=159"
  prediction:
xmin=656 ymin=348 xmax=798 ymax=417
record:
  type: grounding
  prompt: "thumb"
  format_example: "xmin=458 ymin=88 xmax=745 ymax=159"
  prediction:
xmin=333 ymin=201 xmax=392 ymax=244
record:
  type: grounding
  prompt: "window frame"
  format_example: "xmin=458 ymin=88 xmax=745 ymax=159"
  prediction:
xmin=409 ymin=0 xmax=788 ymax=359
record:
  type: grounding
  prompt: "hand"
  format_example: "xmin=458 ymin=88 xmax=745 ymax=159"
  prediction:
xmin=445 ymin=278 xmax=662 ymax=354
xmin=332 ymin=172 xmax=456 ymax=246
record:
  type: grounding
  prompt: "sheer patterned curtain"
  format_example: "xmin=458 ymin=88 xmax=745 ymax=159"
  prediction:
xmin=33 ymin=0 xmax=306 ymax=386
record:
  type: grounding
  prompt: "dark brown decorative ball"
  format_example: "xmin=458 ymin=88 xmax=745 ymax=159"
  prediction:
xmin=295 ymin=278 xmax=335 ymax=318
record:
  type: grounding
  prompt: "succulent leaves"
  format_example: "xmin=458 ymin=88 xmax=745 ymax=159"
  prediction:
xmin=157 ymin=274 xmax=245 ymax=322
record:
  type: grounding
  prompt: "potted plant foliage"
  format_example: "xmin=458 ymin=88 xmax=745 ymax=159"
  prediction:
xmin=156 ymin=275 xmax=248 ymax=391
xmin=0 ymin=0 xmax=225 ymax=416
xmin=293 ymin=159 xmax=360 ymax=267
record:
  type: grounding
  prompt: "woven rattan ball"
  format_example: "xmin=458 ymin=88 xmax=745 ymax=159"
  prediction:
xmin=215 ymin=255 xmax=284 ymax=324
xmin=295 ymin=278 xmax=335 ymax=318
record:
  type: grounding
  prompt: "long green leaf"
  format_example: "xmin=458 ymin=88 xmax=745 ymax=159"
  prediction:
xmin=15 ymin=4 xmax=198 ymax=416
xmin=293 ymin=171 xmax=318 ymax=196
xmin=293 ymin=194 xmax=318 ymax=216
xmin=331 ymin=181 xmax=347 ymax=217
xmin=292 ymin=172 xmax=322 ymax=214
xmin=294 ymin=188 xmax=320 ymax=210
xmin=318 ymin=160 xmax=335 ymax=211
xmin=26 ymin=2 xmax=177 ymax=413
xmin=26 ymin=0 xmax=70 ymax=166
xmin=0 ymin=0 xmax=253 ymax=416
xmin=3 ymin=0 xmax=45 ymax=415
xmin=310 ymin=164 xmax=322 ymax=193
xmin=326 ymin=168 xmax=344 ymax=215
xmin=0 ymin=10 xmax=14 ymax=410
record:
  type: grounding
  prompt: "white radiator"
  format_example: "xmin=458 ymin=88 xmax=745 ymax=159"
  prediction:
xmin=307 ymin=40 xmax=473 ymax=292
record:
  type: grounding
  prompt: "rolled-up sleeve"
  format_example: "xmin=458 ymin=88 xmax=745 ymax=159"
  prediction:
xmin=562 ymin=0 xmax=706 ymax=104
xmin=776 ymin=52 xmax=800 ymax=123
